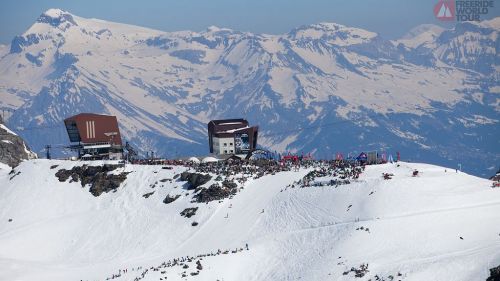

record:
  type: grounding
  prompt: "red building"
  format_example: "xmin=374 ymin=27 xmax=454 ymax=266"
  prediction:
xmin=64 ymin=113 xmax=123 ymax=159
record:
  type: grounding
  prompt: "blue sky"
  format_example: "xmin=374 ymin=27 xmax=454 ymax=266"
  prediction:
xmin=0 ymin=0 xmax=499 ymax=44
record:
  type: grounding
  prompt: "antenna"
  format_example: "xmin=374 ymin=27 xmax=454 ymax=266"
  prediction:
xmin=45 ymin=145 xmax=52 ymax=160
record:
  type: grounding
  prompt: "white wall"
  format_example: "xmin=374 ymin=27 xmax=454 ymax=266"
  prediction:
xmin=213 ymin=137 xmax=235 ymax=155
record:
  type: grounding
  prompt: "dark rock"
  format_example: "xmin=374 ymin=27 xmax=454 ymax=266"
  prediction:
xmin=487 ymin=265 xmax=500 ymax=281
xmin=89 ymin=174 xmax=127 ymax=196
xmin=9 ymin=171 xmax=21 ymax=180
xmin=55 ymin=164 xmax=129 ymax=196
xmin=8 ymin=219 xmax=12 ymax=222
xmin=191 ymin=221 xmax=198 ymax=226
xmin=192 ymin=183 xmax=237 ymax=203
xmin=343 ymin=263 xmax=369 ymax=278
xmin=180 ymin=172 xmax=211 ymax=190
xmin=143 ymin=191 xmax=155 ymax=198
xmin=163 ymin=194 xmax=181 ymax=204
xmin=50 ymin=165 xmax=59 ymax=169
xmin=196 ymin=260 xmax=203 ymax=270
xmin=180 ymin=207 xmax=198 ymax=218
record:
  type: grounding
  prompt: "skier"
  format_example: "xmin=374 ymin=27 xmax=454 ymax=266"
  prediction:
xmin=246 ymin=243 xmax=249 ymax=250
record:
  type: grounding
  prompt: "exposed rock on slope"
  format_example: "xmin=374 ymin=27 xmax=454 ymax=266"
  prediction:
xmin=180 ymin=172 xmax=212 ymax=190
xmin=55 ymin=164 xmax=129 ymax=196
xmin=193 ymin=182 xmax=237 ymax=203
xmin=487 ymin=265 xmax=500 ymax=281
xmin=0 ymin=117 xmax=37 ymax=167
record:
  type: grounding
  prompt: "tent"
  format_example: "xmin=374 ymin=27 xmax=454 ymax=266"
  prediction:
xmin=188 ymin=157 xmax=201 ymax=163
xmin=201 ymin=156 xmax=219 ymax=163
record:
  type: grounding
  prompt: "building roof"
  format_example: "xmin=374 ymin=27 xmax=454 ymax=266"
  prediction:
xmin=208 ymin=119 xmax=249 ymax=133
xmin=64 ymin=113 xmax=122 ymax=145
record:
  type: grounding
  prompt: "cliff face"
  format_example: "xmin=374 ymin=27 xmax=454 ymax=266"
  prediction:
xmin=0 ymin=117 xmax=37 ymax=167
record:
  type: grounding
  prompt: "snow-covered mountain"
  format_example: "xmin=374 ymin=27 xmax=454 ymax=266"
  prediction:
xmin=0 ymin=160 xmax=499 ymax=280
xmin=0 ymin=9 xmax=498 ymax=176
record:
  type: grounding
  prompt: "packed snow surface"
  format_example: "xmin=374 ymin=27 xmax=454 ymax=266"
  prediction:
xmin=0 ymin=160 xmax=499 ymax=281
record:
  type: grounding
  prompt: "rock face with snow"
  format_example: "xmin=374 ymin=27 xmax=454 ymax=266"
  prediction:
xmin=55 ymin=164 xmax=129 ymax=196
xmin=0 ymin=9 xmax=498 ymax=176
xmin=0 ymin=117 xmax=37 ymax=167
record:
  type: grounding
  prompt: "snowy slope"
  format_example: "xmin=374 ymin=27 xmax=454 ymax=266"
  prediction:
xmin=0 ymin=160 xmax=499 ymax=281
xmin=0 ymin=9 xmax=498 ymax=176
xmin=395 ymin=24 xmax=446 ymax=48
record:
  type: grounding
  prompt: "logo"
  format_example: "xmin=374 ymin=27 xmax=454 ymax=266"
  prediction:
xmin=434 ymin=0 xmax=455 ymax=21
xmin=433 ymin=0 xmax=494 ymax=21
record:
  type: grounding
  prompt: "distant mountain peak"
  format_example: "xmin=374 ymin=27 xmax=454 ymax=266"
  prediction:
xmin=288 ymin=22 xmax=377 ymax=45
xmin=42 ymin=8 xmax=68 ymax=18
xmin=401 ymin=24 xmax=446 ymax=40
xmin=206 ymin=25 xmax=232 ymax=32
xmin=37 ymin=8 xmax=77 ymax=27
xmin=481 ymin=17 xmax=500 ymax=29
xmin=396 ymin=24 xmax=446 ymax=48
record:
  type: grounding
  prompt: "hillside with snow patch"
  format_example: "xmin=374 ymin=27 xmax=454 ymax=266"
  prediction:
xmin=0 ymin=159 xmax=499 ymax=280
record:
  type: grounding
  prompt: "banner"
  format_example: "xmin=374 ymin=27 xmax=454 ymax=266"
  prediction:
xmin=234 ymin=133 xmax=250 ymax=154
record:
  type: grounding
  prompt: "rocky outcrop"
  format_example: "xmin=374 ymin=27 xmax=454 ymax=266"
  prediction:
xmin=55 ymin=164 xmax=129 ymax=196
xmin=342 ymin=263 xmax=369 ymax=278
xmin=179 ymin=172 xmax=211 ymax=190
xmin=192 ymin=182 xmax=237 ymax=203
xmin=180 ymin=207 xmax=198 ymax=218
xmin=487 ymin=265 xmax=500 ymax=281
xmin=163 ymin=194 xmax=180 ymax=204
xmin=142 ymin=191 xmax=155 ymax=198
xmin=0 ymin=119 xmax=37 ymax=167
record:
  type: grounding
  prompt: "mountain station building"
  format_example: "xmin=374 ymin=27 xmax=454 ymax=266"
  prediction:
xmin=207 ymin=119 xmax=258 ymax=156
xmin=64 ymin=113 xmax=123 ymax=160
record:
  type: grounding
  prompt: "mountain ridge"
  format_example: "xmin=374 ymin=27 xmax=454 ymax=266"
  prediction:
xmin=0 ymin=9 xmax=498 ymax=176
